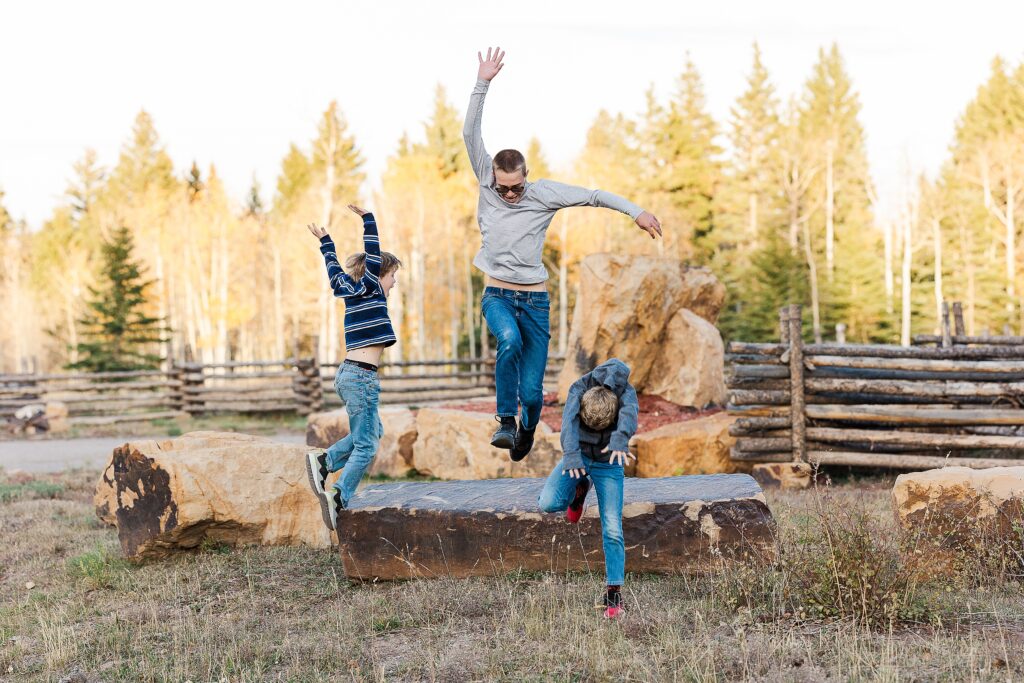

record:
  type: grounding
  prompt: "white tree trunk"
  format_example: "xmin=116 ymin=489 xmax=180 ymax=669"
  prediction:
xmin=558 ymin=217 xmax=569 ymax=354
xmin=825 ymin=141 xmax=835 ymax=283
xmin=901 ymin=207 xmax=913 ymax=346
xmin=932 ymin=218 xmax=943 ymax=333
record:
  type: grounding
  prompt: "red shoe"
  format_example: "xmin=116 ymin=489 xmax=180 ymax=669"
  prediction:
xmin=566 ymin=477 xmax=590 ymax=524
xmin=603 ymin=587 xmax=623 ymax=619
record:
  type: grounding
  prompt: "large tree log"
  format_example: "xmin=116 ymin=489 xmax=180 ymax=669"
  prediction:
xmin=806 ymin=404 xmax=1024 ymax=425
xmin=808 ymin=426 xmax=1024 ymax=450
xmin=732 ymin=417 xmax=791 ymax=432
xmin=734 ymin=437 xmax=793 ymax=452
xmin=336 ymin=476 xmax=775 ymax=580
xmin=727 ymin=365 xmax=791 ymax=379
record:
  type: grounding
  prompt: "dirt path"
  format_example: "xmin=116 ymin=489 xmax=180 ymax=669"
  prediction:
xmin=0 ymin=432 xmax=306 ymax=473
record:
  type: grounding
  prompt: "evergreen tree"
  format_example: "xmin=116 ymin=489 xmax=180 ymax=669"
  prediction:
xmin=418 ymin=85 xmax=469 ymax=180
xmin=798 ymin=44 xmax=883 ymax=342
xmin=69 ymin=226 xmax=165 ymax=372
xmin=641 ymin=58 xmax=721 ymax=261
xmin=273 ymin=143 xmax=313 ymax=216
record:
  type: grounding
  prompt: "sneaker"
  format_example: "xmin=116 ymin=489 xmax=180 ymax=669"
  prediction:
xmin=305 ymin=449 xmax=329 ymax=497
xmin=490 ymin=416 xmax=517 ymax=449
xmin=323 ymin=488 xmax=345 ymax=531
xmin=509 ymin=423 xmax=536 ymax=462
xmin=566 ymin=476 xmax=591 ymax=524
xmin=603 ymin=588 xmax=624 ymax=619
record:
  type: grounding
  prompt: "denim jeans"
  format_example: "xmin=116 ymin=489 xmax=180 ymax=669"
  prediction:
xmin=326 ymin=363 xmax=383 ymax=506
xmin=481 ymin=287 xmax=551 ymax=431
xmin=537 ymin=456 xmax=625 ymax=585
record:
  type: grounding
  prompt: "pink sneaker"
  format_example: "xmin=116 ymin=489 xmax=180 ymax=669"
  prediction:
xmin=604 ymin=605 xmax=623 ymax=619
xmin=566 ymin=477 xmax=590 ymax=524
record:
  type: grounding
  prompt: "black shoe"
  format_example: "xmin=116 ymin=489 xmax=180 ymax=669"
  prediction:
xmin=509 ymin=423 xmax=536 ymax=462
xmin=490 ymin=416 xmax=517 ymax=449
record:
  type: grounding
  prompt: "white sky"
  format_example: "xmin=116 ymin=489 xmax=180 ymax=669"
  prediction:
xmin=2 ymin=0 xmax=1023 ymax=228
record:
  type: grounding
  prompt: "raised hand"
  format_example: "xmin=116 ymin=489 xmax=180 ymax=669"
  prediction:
xmin=635 ymin=211 xmax=663 ymax=239
xmin=477 ymin=46 xmax=505 ymax=82
xmin=307 ymin=223 xmax=328 ymax=239
xmin=347 ymin=204 xmax=369 ymax=217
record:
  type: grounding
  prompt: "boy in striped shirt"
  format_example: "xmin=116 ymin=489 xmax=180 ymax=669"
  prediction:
xmin=304 ymin=204 xmax=402 ymax=531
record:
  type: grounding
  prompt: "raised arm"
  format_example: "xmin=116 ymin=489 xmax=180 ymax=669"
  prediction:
xmin=463 ymin=47 xmax=504 ymax=183
xmin=533 ymin=179 xmax=663 ymax=239
xmin=348 ymin=204 xmax=382 ymax=283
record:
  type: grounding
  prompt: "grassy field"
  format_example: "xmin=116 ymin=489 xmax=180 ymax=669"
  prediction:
xmin=1 ymin=468 xmax=1022 ymax=682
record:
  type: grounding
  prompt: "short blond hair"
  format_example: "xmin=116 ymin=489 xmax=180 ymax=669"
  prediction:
xmin=345 ymin=251 xmax=402 ymax=280
xmin=579 ymin=386 xmax=618 ymax=431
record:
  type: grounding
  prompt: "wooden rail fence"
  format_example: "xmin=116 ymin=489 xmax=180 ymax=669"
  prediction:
xmin=0 ymin=355 xmax=565 ymax=426
xmin=727 ymin=303 xmax=1024 ymax=470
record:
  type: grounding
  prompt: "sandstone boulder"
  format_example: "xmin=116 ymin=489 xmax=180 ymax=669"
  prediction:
xmin=412 ymin=408 xmax=563 ymax=479
xmin=892 ymin=466 xmax=1024 ymax=541
xmin=337 ymin=474 xmax=775 ymax=580
xmin=306 ymin=406 xmax=417 ymax=478
xmin=629 ymin=412 xmax=749 ymax=478
xmin=751 ymin=462 xmax=813 ymax=490
xmin=97 ymin=431 xmax=333 ymax=558
xmin=558 ymin=253 xmax=727 ymax=407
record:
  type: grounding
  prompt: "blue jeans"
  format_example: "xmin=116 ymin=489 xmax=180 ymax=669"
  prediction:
xmin=481 ymin=287 xmax=551 ymax=430
xmin=537 ymin=457 xmax=625 ymax=585
xmin=326 ymin=363 xmax=383 ymax=506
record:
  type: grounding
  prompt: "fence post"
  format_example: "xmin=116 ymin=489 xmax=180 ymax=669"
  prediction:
xmin=779 ymin=307 xmax=791 ymax=345
xmin=167 ymin=361 xmax=185 ymax=414
xmin=181 ymin=362 xmax=204 ymax=417
xmin=835 ymin=323 xmax=847 ymax=344
xmin=788 ymin=304 xmax=806 ymax=464
xmin=952 ymin=301 xmax=966 ymax=339
xmin=941 ymin=302 xmax=953 ymax=348
xmin=293 ymin=357 xmax=322 ymax=416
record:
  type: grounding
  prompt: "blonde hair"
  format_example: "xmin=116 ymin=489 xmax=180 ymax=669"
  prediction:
xmin=345 ymin=251 xmax=402 ymax=280
xmin=579 ymin=386 xmax=618 ymax=431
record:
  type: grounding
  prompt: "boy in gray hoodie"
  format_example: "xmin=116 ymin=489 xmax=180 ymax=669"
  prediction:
xmin=537 ymin=358 xmax=639 ymax=618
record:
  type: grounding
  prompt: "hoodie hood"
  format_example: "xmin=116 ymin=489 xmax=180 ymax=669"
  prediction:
xmin=589 ymin=358 xmax=631 ymax=396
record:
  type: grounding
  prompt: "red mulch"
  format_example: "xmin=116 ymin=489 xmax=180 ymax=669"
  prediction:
xmin=443 ymin=392 xmax=721 ymax=434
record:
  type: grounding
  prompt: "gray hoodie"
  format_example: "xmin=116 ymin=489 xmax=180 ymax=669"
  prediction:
xmin=560 ymin=358 xmax=640 ymax=472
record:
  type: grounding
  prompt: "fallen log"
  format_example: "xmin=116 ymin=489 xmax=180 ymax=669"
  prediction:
xmin=734 ymin=437 xmax=793 ymax=452
xmin=336 ymin=476 xmax=775 ymax=580
xmin=727 ymin=365 xmax=790 ymax=379
xmin=728 ymin=390 xmax=790 ymax=406
xmin=726 ymin=405 xmax=791 ymax=417
xmin=732 ymin=417 xmax=791 ymax=432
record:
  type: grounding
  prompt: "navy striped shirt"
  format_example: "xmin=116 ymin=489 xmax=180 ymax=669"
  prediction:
xmin=318 ymin=213 xmax=397 ymax=351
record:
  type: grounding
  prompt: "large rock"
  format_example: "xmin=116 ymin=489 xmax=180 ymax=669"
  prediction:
xmin=629 ymin=412 xmax=749 ymax=477
xmin=306 ymin=406 xmax=417 ymax=478
xmin=751 ymin=462 xmax=812 ymax=490
xmin=558 ymin=253 xmax=727 ymax=407
xmin=97 ymin=432 xmax=333 ymax=558
xmin=337 ymin=474 xmax=775 ymax=580
xmin=892 ymin=466 xmax=1024 ymax=541
xmin=412 ymin=407 xmax=563 ymax=479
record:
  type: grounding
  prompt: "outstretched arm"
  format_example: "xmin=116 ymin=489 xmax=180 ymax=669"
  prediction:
xmin=347 ymin=204 xmax=382 ymax=284
xmin=463 ymin=46 xmax=504 ymax=183
xmin=308 ymin=221 xmax=367 ymax=298
xmin=533 ymin=180 xmax=663 ymax=239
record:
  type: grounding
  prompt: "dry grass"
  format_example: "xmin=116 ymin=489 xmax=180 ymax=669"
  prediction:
xmin=1 ymin=469 xmax=1023 ymax=682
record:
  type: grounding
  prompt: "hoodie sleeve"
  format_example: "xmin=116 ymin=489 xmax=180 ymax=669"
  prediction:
xmin=607 ymin=384 xmax=639 ymax=454
xmin=559 ymin=378 xmax=588 ymax=472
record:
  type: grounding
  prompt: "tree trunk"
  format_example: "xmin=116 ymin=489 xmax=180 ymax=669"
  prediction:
xmin=825 ymin=141 xmax=835 ymax=282
xmin=800 ymin=217 xmax=823 ymax=343
xmin=884 ymin=217 xmax=894 ymax=315
xmin=558 ymin=217 xmax=569 ymax=354
xmin=900 ymin=203 xmax=913 ymax=346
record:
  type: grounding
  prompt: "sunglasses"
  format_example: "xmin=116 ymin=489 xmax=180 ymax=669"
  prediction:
xmin=495 ymin=183 xmax=525 ymax=196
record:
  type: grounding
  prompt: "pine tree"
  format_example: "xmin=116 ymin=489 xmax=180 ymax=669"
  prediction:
xmin=418 ymin=85 xmax=469 ymax=180
xmin=641 ymin=58 xmax=721 ymax=260
xmin=798 ymin=44 xmax=883 ymax=342
xmin=69 ymin=226 xmax=165 ymax=372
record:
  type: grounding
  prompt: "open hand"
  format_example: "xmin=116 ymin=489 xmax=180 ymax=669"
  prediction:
xmin=307 ymin=223 xmax=328 ymax=239
xmin=635 ymin=211 xmax=662 ymax=239
xmin=477 ymin=46 xmax=505 ymax=82
xmin=347 ymin=204 xmax=369 ymax=217
xmin=567 ymin=468 xmax=586 ymax=479
xmin=602 ymin=447 xmax=636 ymax=467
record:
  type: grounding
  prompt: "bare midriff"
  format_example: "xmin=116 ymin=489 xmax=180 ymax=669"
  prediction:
xmin=486 ymin=275 xmax=546 ymax=292
xmin=346 ymin=344 xmax=385 ymax=367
